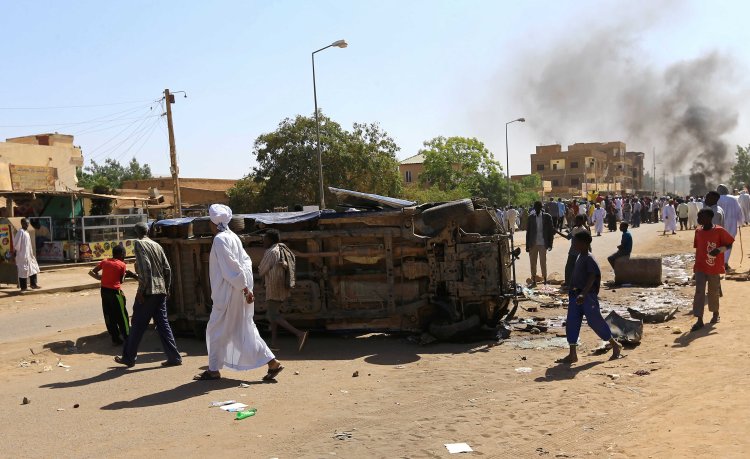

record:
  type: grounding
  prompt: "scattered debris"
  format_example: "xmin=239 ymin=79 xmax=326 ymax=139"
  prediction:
xmin=42 ymin=365 xmax=52 ymax=372
xmin=57 ymin=361 xmax=71 ymax=369
xmin=672 ymin=328 xmax=683 ymax=335
xmin=340 ymin=390 xmax=349 ymax=394
xmin=445 ymin=443 xmax=473 ymax=454
xmin=22 ymin=397 xmax=30 ymax=405
xmin=235 ymin=409 xmax=257 ymax=420
xmin=239 ymin=383 xmax=251 ymax=388
xmin=57 ymin=408 xmax=65 ymax=412
xmin=627 ymin=307 xmax=679 ymax=324
xmin=395 ymin=365 xmax=405 ymax=369
xmin=515 ymin=367 xmax=533 ymax=373
xmin=220 ymin=403 xmax=249 ymax=412
xmin=605 ymin=311 xmax=643 ymax=344
xmin=352 ymin=371 xmax=359 ymax=378
xmin=19 ymin=360 xmax=32 ymax=368
xmin=607 ymin=374 xmax=620 ymax=380
xmin=634 ymin=370 xmax=651 ymax=376
xmin=209 ymin=400 xmax=236 ymax=407
xmin=294 ymin=371 xmax=300 ymax=375
xmin=73 ymin=404 xmax=80 ymax=408
xmin=536 ymin=447 xmax=550 ymax=456
xmin=333 ymin=431 xmax=353 ymax=441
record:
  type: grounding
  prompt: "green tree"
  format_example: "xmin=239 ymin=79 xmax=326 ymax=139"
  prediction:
xmin=730 ymin=144 xmax=750 ymax=189
xmin=77 ymin=157 xmax=153 ymax=190
xmin=418 ymin=136 xmax=500 ymax=191
xmin=244 ymin=113 xmax=402 ymax=210
xmin=227 ymin=176 xmax=262 ymax=213
xmin=89 ymin=184 xmax=114 ymax=216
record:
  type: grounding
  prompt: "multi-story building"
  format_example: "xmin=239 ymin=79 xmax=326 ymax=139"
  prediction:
xmin=398 ymin=153 xmax=426 ymax=186
xmin=529 ymin=141 xmax=644 ymax=196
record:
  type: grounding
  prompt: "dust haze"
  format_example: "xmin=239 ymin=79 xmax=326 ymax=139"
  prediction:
xmin=481 ymin=4 xmax=742 ymax=196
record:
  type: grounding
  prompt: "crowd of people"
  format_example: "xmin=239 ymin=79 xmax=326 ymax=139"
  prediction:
xmin=499 ymin=183 xmax=749 ymax=361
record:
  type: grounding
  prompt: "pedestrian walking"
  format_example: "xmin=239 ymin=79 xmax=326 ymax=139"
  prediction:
xmin=259 ymin=229 xmax=309 ymax=351
xmin=691 ymin=208 xmax=734 ymax=332
xmin=662 ymin=200 xmax=677 ymax=235
xmin=716 ymin=184 xmax=742 ymax=271
xmin=13 ymin=218 xmax=41 ymax=291
xmin=592 ymin=203 xmax=606 ymax=236
xmin=558 ymin=231 xmax=623 ymax=364
xmin=88 ymin=245 xmax=135 ymax=346
xmin=194 ymin=204 xmax=284 ymax=381
xmin=677 ymin=200 xmax=689 ymax=230
xmin=115 ymin=222 xmax=182 ymax=368
xmin=560 ymin=214 xmax=588 ymax=289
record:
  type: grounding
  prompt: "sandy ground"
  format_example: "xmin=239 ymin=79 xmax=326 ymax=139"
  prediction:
xmin=1 ymin=224 xmax=750 ymax=458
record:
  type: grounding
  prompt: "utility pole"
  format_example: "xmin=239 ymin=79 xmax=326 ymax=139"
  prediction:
xmin=164 ymin=89 xmax=183 ymax=218
xmin=662 ymin=169 xmax=666 ymax=196
xmin=652 ymin=148 xmax=656 ymax=197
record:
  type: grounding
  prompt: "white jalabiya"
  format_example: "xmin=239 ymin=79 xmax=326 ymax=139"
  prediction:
xmin=738 ymin=192 xmax=750 ymax=225
xmin=687 ymin=201 xmax=699 ymax=229
xmin=662 ymin=204 xmax=677 ymax=232
xmin=206 ymin=229 xmax=275 ymax=371
xmin=592 ymin=207 xmax=606 ymax=234
xmin=506 ymin=209 xmax=518 ymax=231
xmin=13 ymin=228 xmax=39 ymax=279
xmin=718 ymin=194 xmax=742 ymax=261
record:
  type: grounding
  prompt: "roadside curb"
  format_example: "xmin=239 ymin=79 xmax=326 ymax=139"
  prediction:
xmin=0 ymin=282 xmax=101 ymax=298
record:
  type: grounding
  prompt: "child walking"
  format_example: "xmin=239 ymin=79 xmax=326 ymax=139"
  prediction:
xmin=559 ymin=231 xmax=622 ymax=364
xmin=89 ymin=245 xmax=137 ymax=345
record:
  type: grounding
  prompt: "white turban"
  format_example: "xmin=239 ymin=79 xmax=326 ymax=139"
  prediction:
xmin=209 ymin=204 xmax=232 ymax=231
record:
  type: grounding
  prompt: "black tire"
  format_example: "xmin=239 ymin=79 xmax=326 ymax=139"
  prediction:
xmin=429 ymin=315 xmax=481 ymax=341
xmin=420 ymin=199 xmax=474 ymax=229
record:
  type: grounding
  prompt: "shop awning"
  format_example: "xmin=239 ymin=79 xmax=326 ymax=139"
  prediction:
xmin=0 ymin=190 xmax=150 ymax=201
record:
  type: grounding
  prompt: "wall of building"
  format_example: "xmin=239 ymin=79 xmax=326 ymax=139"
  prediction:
xmin=399 ymin=163 xmax=424 ymax=186
xmin=529 ymin=141 xmax=644 ymax=196
xmin=0 ymin=134 xmax=83 ymax=191
xmin=121 ymin=177 xmax=237 ymax=192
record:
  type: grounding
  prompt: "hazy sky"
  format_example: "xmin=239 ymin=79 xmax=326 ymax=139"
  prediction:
xmin=1 ymin=0 xmax=748 ymax=180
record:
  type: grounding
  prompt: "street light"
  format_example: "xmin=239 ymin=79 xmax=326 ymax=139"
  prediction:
xmin=505 ymin=117 xmax=525 ymax=207
xmin=312 ymin=39 xmax=348 ymax=210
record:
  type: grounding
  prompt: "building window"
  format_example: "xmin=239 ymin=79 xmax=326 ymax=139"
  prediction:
xmin=570 ymin=161 xmax=578 ymax=169
xmin=570 ymin=178 xmax=579 ymax=186
xmin=405 ymin=171 xmax=412 ymax=183
xmin=536 ymin=164 xmax=545 ymax=171
xmin=552 ymin=163 xmax=558 ymax=170
xmin=552 ymin=179 xmax=560 ymax=186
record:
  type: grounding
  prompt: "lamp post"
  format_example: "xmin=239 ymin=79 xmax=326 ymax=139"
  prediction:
xmin=504 ymin=117 xmax=525 ymax=325
xmin=505 ymin=118 xmax=525 ymax=207
xmin=312 ymin=39 xmax=347 ymax=210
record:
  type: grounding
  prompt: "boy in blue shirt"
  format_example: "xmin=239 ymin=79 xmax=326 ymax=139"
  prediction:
xmin=559 ymin=231 xmax=623 ymax=364
xmin=607 ymin=222 xmax=633 ymax=269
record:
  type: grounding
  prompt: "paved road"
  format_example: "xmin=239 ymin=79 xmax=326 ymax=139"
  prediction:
xmin=513 ymin=220 xmax=670 ymax=282
xmin=0 ymin=284 xmax=137 ymax=345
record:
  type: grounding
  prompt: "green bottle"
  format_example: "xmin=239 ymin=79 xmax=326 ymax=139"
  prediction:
xmin=235 ymin=408 xmax=257 ymax=420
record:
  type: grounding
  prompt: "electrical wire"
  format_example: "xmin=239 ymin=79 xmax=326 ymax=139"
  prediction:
xmin=0 ymin=99 xmax=156 ymax=110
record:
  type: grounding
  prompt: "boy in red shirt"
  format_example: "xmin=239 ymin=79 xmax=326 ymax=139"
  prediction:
xmin=89 ymin=245 xmax=137 ymax=345
xmin=691 ymin=208 xmax=734 ymax=332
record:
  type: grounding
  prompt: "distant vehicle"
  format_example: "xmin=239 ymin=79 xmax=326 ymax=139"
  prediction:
xmin=153 ymin=188 xmax=516 ymax=340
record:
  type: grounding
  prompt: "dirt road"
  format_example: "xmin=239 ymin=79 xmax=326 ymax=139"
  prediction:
xmin=1 ymin=224 xmax=749 ymax=458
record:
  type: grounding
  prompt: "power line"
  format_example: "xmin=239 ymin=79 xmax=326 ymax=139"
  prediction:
xmin=0 ymin=99 xmax=155 ymax=110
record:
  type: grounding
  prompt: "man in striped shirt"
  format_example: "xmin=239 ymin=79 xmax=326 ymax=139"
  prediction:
xmin=259 ymin=229 xmax=308 ymax=352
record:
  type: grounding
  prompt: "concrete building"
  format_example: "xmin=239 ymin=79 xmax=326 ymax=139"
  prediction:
xmin=118 ymin=177 xmax=237 ymax=217
xmin=529 ymin=142 xmax=644 ymax=196
xmin=0 ymin=133 xmax=84 ymax=191
xmin=398 ymin=153 xmax=426 ymax=186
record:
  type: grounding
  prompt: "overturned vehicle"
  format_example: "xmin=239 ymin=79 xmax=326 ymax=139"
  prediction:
xmin=154 ymin=188 xmax=517 ymax=339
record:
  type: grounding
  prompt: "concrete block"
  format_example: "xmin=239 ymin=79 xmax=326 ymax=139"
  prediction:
xmin=614 ymin=256 xmax=662 ymax=286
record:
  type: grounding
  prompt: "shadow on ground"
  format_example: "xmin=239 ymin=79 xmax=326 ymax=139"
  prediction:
xmin=100 ymin=378 xmax=263 ymax=410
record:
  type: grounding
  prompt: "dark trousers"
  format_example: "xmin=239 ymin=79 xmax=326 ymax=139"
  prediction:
xmin=632 ymin=213 xmax=641 ymax=228
xmin=122 ymin=294 xmax=181 ymax=365
xmin=608 ymin=250 xmax=630 ymax=269
xmin=19 ymin=274 xmax=38 ymax=290
xmin=679 ymin=217 xmax=688 ymax=230
xmin=564 ymin=253 xmax=577 ymax=287
xmin=101 ymin=288 xmax=129 ymax=343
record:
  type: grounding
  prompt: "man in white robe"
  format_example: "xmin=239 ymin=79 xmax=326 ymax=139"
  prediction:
xmin=506 ymin=206 xmax=518 ymax=233
xmin=717 ymin=184 xmax=743 ymax=269
xmin=13 ymin=218 xmax=40 ymax=291
xmin=738 ymin=186 xmax=750 ymax=225
xmin=592 ymin=203 xmax=606 ymax=236
xmin=662 ymin=200 xmax=677 ymax=235
xmin=195 ymin=204 xmax=284 ymax=382
xmin=687 ymin=198 xmax=700 ymax=229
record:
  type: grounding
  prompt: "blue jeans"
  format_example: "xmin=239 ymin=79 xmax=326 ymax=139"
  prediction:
xmin=566 ymin=292 xmax=612 ymax=345
xmin=121 ymin=294 xmax=181 ymax=365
